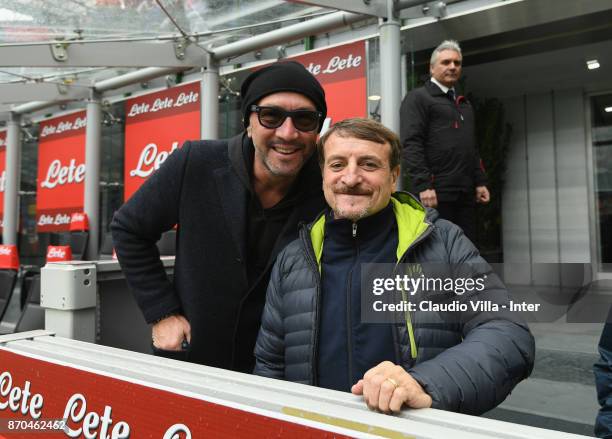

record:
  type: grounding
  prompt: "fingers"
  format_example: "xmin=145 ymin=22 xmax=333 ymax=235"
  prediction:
xmin=152 ymin=315 xmax=190 ymax=350
xmin=351 ymin=380 xmax=364 ymax=395
xmin=177 ymin=315 xmax=192 ymax=344
xmin=419 ymin=189 xmax=437 ymax=208
xmin=377 ymin=378 xmax=399 ymax=412
xmin=363 ymin=373 xmax=384 ymax=410
xmin=475 ymin=186 xmax=490 ymax=204
xmin=430 ymin=194 xmax=438 ymax=208
xmin=356 ymin=362 xmax=433 ymax=414
xmin=389 ymin=386 xmax=409 ymax=412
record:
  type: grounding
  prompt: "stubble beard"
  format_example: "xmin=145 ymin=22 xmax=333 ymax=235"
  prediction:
xmin=255 ymin=141 xmax=306 ymax=178
xmin=332 ymin=203 xmax=371 ymax=222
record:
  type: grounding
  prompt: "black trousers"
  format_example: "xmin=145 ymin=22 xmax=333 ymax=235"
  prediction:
xmin=433 ymin=190 xmax=477 ymax=246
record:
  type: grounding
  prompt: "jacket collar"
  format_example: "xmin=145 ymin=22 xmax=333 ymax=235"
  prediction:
xmin=425 ymin=79 xmax=448 ymax=98
xmin=228 ymin=132 xmax=252 ymax=190
xmin=309 ymin=192 xmax=431 ymax=269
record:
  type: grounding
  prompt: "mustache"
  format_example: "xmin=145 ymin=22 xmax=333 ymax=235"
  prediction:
xmin=332 ymin=185 xmax=372 ymax=196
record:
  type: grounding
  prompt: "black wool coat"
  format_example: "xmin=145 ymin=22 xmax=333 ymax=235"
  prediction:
xmin=400 ymin=80 xmax=487 ymax=194
xmin=111 ymin=133 xmax=325 ymax=372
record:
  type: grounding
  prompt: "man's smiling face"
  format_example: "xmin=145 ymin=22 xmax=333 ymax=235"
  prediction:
xmin=322 ymin=132 xmax=399 ymax=221
xmin=248 ymin=91 xmax=318 ymax=178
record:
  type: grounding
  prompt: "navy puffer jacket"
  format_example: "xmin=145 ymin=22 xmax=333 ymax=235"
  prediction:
xmin=254 ymin=192 xmax=535 ymax=415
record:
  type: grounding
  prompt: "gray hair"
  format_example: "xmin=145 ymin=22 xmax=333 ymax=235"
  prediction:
xmin=430 ymin=40 xmax=462 ymax=65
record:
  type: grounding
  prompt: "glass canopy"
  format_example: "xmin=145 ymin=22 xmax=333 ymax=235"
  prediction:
xmin=0 ymin=0 xmax=331 ymax=85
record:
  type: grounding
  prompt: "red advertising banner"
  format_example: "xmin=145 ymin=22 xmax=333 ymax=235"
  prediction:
xmin=124 ymin=82 xmax=200 ymax=200
xmin=0 ymin=130 xmax=6 ymax=230
xmin=0 ymin=349 xmax=350 ymax=438
xmin=291 ymin=40 xmax=367 ymax=127
xmin=36 ymin=111 xmax=87 ymax=232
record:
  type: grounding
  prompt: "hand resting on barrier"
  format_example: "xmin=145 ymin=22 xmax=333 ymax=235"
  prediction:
xmin=351 ymin=361 xmax=432 ymax=414
xmin=152 ymin=315 xmax=191 ymax=351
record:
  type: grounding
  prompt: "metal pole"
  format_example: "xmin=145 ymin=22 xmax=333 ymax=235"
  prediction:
xmin=2 ymin=113 xmax=21 ymax=245
xmin=12 ymin=101 xmax=60 ymax=116
xmin=201 ymin=54 xmax=219 ymax=140
xmin=400 ymin=54 xmax=408 ymax=99
xmin=83 ymin=92 xmax=102 ymax=260
xmin=379 ymin=0 xmax=401 ymax=134
xmin=212 ymin=11 xmax=363 ymax=61
xmin=396 ymin=0 xmax=431 ymax=9
xmin=95 ymin=67 xmax=186 ymax=93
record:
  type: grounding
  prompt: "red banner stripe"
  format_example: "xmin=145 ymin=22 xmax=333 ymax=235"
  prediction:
xmin=0 ymin=349 xmax=351 ymax=438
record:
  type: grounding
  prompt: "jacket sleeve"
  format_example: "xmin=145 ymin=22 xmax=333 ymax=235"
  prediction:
xmin=595 ymin=320 xmax=612 ymax=439
xmin=409 ymin=222 xmax=535 ymax=415
xmin=253 ymin=253 xmax=286 ymax=378
xmin=473 ymin=152 xmax=488 ymax=187
xmin=400 ymin=91 xmax=432 ymax=194
xmin=110 ymin=142 xmax=192 ymax=324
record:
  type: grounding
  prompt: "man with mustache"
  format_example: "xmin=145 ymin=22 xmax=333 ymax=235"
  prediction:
xmin=112 ymin=62 xmax=327 ymax=372
xmin=400 ymin=40 xmax=489 ymax=245
xmin=254 ymin=118 xmax=534 ymax=415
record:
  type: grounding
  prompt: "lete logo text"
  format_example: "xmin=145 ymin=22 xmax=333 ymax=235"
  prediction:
xmin=40 ymin=159 xmax=85 ymax=189
xmin=130 ymin=142 xmax=179 ymax=178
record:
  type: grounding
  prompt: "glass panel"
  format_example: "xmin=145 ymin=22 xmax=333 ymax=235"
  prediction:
xmin=591 ymin=93 xmax=612 ymax=270
xmin=0 ymin=0 xmax=329 ymax=43
xmin=218 ymin=69 xmax=246 ymax=138
xmin=0 ymin=1 xmax=331 ymax=90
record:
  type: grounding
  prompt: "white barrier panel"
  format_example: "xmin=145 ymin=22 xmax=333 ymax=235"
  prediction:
xmin=0 ymin=331 xmax=589 ymax=439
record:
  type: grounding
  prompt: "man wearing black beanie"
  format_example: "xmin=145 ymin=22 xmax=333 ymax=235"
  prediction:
xmin=112 ymin=61 xmax=327 ymax=373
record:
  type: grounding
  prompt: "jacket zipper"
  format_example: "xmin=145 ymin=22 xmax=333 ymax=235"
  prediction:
xmin=345 ymin=222 xmax=358 ymax=386
xmin=300 ymin=225 xmax=322 ymax=386
xmin=392 ymin=221 xmax=435 ymax=363
xmin=301 ymin=215 xmax=435 ymax=380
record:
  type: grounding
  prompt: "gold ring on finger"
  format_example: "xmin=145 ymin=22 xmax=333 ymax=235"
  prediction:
xmin=386 ymin=377 xmax=399 ymax=389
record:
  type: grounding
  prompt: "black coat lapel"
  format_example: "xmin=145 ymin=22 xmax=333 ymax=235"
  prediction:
xmin=214 ymin=135 xmax=248 ymax=260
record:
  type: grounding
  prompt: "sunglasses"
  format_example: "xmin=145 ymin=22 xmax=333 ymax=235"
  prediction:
xmin=250 ymin=105 xmax=322 ymax=132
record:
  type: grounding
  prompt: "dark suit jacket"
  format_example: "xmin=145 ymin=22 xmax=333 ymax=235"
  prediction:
xmin=111 ymin=133 xmax=325 ymax=372
xmin=400 ymin=80 xmax=487 ymax=194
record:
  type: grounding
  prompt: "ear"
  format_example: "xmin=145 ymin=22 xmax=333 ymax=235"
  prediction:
xmin=246 ymin=125 xmax=252 ymax=138
xmin=390 ymin=166 xmax=401 ymax=186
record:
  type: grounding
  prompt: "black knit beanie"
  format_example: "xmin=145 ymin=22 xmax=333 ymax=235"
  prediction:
xmin=241 ymin=61 xmax=327 ymax=132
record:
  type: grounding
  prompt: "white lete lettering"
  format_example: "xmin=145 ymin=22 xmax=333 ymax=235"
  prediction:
xmin=174 ymin=91 xmax=198 ymax=107
xmin=0 ymin=371 xmax=44 ymax=419
xmin=63 ymin=393 xmax=130 ymax=439
xmin=130 ymin=142 xmax=179 ymax=178
xmin=163 ymin=424 xmax=192 ymax=439
xmin=47 ymin=247 xmax=66 ymax=259
xmin=322 ymin=54 xmax=362 ymax=74
xmin=40 ymin=159 xmax=86 ymax=189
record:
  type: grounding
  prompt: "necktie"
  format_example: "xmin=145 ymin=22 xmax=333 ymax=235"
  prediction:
xmin=447 ymin=89 xmax=456 ymax=102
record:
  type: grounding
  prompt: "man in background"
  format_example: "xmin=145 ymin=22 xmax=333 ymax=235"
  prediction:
xmin=400 ymin=39 xmax=489 ymax=244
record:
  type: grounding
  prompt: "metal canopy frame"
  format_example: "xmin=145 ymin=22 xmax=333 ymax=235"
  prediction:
xmin=0 ymin=82 xmax=90 ymax=104
xmin=0 ymin=40 xmax=208 ymax=68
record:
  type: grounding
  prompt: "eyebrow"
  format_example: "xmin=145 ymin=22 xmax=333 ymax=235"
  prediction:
xmin=325 ymin=154 xmax=383 ymax=162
